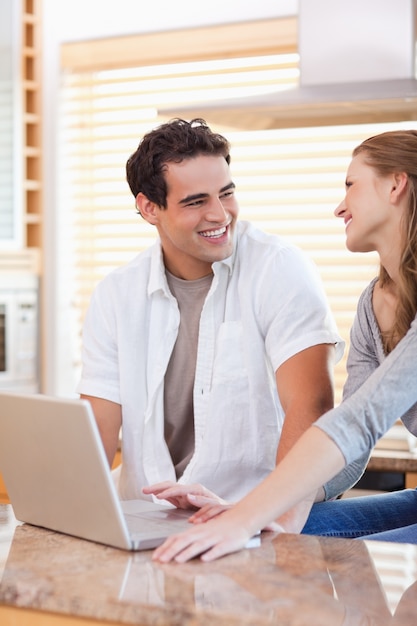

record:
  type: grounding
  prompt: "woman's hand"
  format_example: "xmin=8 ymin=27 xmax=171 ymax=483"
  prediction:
xmin=153 ymin=509 xmax=286 ymax=563
xmin=152 ymin=509 xmax=255 ymax=563
xmin=143 ymin=482 xmax=285 ymax=532
xmin=142 ymin=481 xmax=228 ymax=510
xmin=188 ymin=501 xmax=233 ymax=523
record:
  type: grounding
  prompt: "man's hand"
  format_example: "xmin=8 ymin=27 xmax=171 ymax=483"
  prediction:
xmin=143 ymin=481 xmax=228 ymax=510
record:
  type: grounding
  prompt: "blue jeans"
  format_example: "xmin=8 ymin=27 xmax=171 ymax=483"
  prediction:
xmin=302 ymin=488 xmax=417 ymax=543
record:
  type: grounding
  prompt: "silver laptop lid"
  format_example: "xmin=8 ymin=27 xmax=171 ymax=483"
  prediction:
xmin=0 ymin=392 xmax=133 ymax=549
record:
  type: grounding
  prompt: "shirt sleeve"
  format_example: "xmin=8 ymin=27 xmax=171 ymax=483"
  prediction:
xmin=262 ymin=244 xmax=344 ymax=371
xmin=323 ymin=284 xmax=379 ymax=498
xmin=341 ymin=280 xmax=381 ymax=402
xmin=76 ymin=278 xmax=121 ymax=404
xmin=316 ymin=314 xmax=417 ymax=497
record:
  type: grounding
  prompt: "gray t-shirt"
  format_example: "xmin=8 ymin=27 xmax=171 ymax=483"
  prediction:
xmin=320 ymin=278 xmax=417 ymax=498
xmin=164 ymin=271 xmax=213 ymax=478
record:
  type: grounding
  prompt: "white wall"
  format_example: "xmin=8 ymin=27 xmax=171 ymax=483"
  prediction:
xmin=45 ymin=0 xmax=298 ymax=41
xmin=41 ymin=0 xmax=299 ymax=395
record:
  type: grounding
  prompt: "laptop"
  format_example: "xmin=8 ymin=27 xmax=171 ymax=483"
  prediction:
xmin=0 ymin=391 xmax=195 ymax=551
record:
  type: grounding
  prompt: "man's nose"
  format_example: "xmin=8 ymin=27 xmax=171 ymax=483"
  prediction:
xmin=206 ymin=198 xmax=228 ymax=221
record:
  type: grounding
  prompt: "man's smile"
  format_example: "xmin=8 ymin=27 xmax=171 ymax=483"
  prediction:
xmin=199 ymin=224 xmax=229 ymax=239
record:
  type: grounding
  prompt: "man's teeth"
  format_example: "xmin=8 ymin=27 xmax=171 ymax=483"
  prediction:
xmin=200 ymin=226 xmax=227 ymax=238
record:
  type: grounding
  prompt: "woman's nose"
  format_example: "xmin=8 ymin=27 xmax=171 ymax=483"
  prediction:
xmin=334 ymin=199 xmax=346 ymax=218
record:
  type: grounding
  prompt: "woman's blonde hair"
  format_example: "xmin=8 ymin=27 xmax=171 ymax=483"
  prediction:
xmin=353 ymin=130 xmax=417 ymax=353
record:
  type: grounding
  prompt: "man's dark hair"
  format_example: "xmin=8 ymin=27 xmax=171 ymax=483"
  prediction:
xmin=126 ymin=118 xmax=231 ymax=208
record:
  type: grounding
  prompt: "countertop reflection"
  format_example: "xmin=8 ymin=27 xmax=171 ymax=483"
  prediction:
xmin=0 ymin=504 xmax=416 ymax=625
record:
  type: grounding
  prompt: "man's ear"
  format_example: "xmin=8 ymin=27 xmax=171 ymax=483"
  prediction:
xmin=390 ymin=172 xmax=408 ymax=203
xmin=136 ymin=192 xmax=159 ymax=225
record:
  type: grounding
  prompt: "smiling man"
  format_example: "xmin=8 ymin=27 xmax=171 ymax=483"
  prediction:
xmin=77 ymin=118 xmax=350 ymax=533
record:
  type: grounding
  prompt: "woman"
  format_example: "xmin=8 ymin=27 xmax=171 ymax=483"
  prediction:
xmin=150 ymin=129 xmax=417 ymax=563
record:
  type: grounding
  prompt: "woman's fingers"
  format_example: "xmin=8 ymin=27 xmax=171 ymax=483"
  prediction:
xmin=189 ymin=500 xmax=232 ymax=522
xmin=153 ymin=515 xmax=250 ymax=563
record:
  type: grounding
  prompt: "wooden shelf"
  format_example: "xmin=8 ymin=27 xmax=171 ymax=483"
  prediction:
xmin=24 ymin=146 xmax=41 ymax=157
xmin=24 ymin=214 xmax=42 ymax=225
xmin=21 ymin=0 xmax=43 ymax=251
xmin=24 ymin=180 xmax=42 ymax=191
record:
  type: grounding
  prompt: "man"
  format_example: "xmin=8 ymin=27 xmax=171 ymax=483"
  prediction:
xmin=77 ymin=118 xmax=346 ymax=532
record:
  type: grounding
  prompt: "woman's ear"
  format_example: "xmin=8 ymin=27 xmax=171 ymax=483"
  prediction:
xmin=390 ymin=172 xmax=408 ymax=203
xmin=136 ymin=192 xmax=159 ymax=225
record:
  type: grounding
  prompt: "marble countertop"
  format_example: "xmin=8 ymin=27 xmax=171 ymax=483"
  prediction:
xmin=1 ymin=504 xmax=416 ymax=625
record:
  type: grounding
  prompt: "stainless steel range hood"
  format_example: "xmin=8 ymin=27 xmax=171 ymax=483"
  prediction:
xmin=159 ymin=0 xmax=417 ymax=130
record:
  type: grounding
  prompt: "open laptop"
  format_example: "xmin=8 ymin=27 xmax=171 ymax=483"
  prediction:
xmin=0 ymin=391 xmax=196 ymax=551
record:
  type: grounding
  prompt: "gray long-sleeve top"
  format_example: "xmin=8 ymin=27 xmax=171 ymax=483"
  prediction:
xmin=319 ymin=278 xmax=417 ymax=493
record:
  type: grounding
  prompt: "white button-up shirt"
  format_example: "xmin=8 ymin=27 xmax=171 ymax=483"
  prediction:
xmin=77 ymin=221 xmax=344 ymax=501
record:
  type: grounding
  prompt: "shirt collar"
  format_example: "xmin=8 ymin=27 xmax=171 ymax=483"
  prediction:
xmin=147 ymin=225 xmax=238 ymax=294
xmin=148 ymin=240 xmax=170 ymax=296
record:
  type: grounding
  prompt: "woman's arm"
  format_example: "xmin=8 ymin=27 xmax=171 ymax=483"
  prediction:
xmin=316 ymin=314 xmax=417 ymax=465
xmin=323 ymin=283 xmax=380 ymax=499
